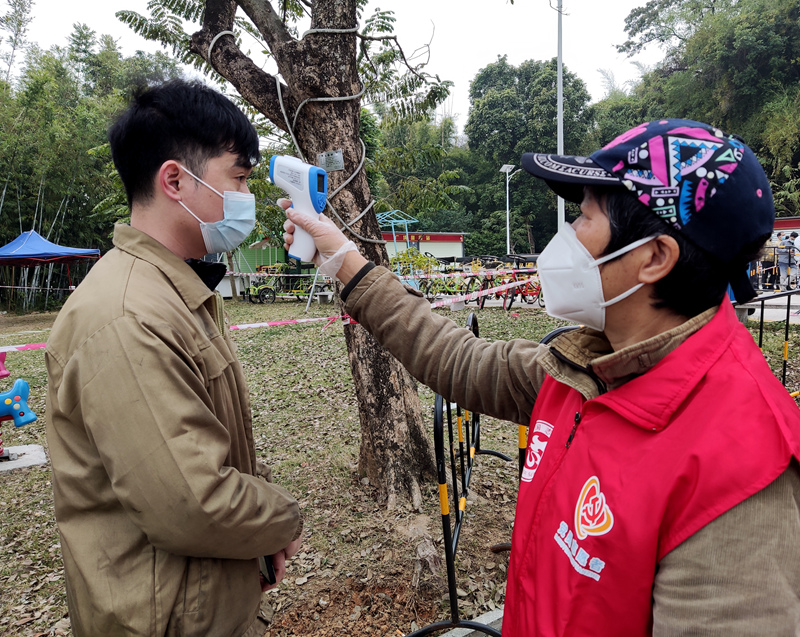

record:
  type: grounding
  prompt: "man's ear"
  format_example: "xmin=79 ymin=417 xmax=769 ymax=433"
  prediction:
xmin=158 ymin=160 xmax=183 ymax=202
xmin=639 ymin=235 xmax=680 ymax=284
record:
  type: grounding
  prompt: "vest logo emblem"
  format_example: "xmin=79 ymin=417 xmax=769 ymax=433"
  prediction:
xmin=521 ymin=420 xmax=553 ymax=483
xmin=575 ymin=476 xmax=614 ymax=540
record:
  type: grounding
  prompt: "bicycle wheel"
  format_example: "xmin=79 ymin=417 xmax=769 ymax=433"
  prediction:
xmin=247 ymin=288 xmax=260 ymax=303
xmin=537 ymin=288 xmax=545 ymax=307
xmin=478 ymin=278 xmax=492 ymax=309
xmin=418 ymin=279 xmax=431 ymax=300
xmin=503 ymin=288 xmax=516 ymax=311
xmin=419 ymin=279 xmax=442 ymax=303
xmin=523 ymin=283 xmax=539 ymax=304
xmin=258 ymin=287 xmax=276 ymax=304
xmin=463 ymin=276 xmax=481 ymax=304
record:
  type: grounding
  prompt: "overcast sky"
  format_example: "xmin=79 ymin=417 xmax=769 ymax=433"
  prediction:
xmin=22 ymin=0 xmax=663 ymax=131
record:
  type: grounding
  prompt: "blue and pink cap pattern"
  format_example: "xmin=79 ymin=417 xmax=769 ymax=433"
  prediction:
xmin=522 ymin=118 xmax=774 ymax=265
xmin=601 ymin=121 xmax=755 ymax=231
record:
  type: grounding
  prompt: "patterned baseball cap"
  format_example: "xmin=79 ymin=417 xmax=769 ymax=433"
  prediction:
xmin=521 ymin=119 xmax=775 ymax=303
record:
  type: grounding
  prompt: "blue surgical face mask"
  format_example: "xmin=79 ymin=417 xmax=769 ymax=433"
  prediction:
xmin=178 ymin=165 xmax=256 ymax=254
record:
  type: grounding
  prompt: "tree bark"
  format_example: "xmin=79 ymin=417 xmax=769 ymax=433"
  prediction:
xmin=225 ymin=250 xmax=239 ymax=301
xmin=191 ymin=0 xmax=435 ymax=508
xmin=526 ymin=222 xmax=536 ymax=254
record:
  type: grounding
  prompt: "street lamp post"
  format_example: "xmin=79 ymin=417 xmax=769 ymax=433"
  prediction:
xmin=500 ymin=164 xmax=521 ymax=255
xmin=557 ymin=0 xmax=564 ymax=231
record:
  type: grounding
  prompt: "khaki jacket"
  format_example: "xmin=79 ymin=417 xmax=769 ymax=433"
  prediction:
xmin=46 ymin=225 xmax=300 ymax=637
xmin=344 ymin=265 xmax=800 ymax=635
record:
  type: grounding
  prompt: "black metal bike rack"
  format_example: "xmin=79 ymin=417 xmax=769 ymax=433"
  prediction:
xmin=407 ymin=313 xmax=510 ymax=637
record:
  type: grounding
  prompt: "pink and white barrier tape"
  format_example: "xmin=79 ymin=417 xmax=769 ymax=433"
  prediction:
xmin=0 ymin=279 xmax=530 ymax=356
xmin=229 ymin=315 xmax=347 ymax=331
xmin=0 ymin=342 xmax=47 ymax=354
xmin=404 ymin=267 xmax=538 ymax=281
xmin=427 ymin=278 xmax=529 ymax=309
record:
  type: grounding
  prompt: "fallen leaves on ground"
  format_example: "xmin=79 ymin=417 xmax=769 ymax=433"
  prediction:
xmin=1 ymin=301 xmax=798 ymax=635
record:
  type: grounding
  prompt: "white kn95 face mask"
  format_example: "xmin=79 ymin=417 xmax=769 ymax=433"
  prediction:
xmin=536 ymin=223 xmax=656 ymax=332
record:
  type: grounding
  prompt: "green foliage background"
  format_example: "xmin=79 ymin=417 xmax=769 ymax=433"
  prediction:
xmin=2 ymin=0 xmax=800 ymax=308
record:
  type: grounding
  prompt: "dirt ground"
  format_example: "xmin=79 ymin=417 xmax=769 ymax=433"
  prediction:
xmin=0 ymin=311 xmax=59 ymax=334
xmin=3 ymin=302 xmax=800 ymax=636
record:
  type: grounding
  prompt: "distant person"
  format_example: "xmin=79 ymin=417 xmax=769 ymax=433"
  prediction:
xmin=283 ymin=119 xmax=800 ymax=635
xmin=761 ymin=234 xmax=780 ymax=290
xmin=46 ymin=79 xmax=301 ymax=636
xmin=779 ymin=231 xmax=799 ymax=290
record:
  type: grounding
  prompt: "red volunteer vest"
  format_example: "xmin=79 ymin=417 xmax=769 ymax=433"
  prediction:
xmin=502 ymin=302 xmax=800 ymax=636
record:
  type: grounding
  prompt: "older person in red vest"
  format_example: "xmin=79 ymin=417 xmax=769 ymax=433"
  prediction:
xmin=284 ymin=119 xmax=800 ymax=636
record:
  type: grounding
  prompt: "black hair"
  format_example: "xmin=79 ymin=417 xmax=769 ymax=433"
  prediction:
xmin=108 ymin=78 xmax=261 ymax=206
xmin=593 ymin=186 xmax=769 ymax=319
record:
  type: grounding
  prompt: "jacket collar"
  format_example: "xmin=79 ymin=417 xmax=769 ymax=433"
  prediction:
xmin=112 ymin=224 xmax=215 ymax=311
xmin=592 ymin=302 xmax=737 ymax=430
xmin=590 ymin=306 xmax=716 ymax=390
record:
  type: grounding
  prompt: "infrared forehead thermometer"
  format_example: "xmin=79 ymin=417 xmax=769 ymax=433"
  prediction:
xmin=269 ymin=155 xmax=328 ymax=263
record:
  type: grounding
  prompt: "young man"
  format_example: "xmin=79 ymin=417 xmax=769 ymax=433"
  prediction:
xmin=46 ymin=79 xmax=301 ymax=637
xmin=284 ymin=119 xmax=800 ymax=635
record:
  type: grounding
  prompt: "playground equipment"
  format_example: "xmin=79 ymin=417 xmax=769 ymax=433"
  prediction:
xmin=0 ymin=378 xmax=37 ymax=461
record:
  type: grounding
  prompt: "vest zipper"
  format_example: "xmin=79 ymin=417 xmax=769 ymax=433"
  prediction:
xmin=566 ymin=411 xmax=581 ymax=448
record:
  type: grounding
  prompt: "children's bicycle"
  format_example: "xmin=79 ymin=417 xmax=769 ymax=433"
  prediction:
xmin=243 ymin=263 xmax=287 ymax=304
xmin=420 ymin=274 xmax=482 ymax=301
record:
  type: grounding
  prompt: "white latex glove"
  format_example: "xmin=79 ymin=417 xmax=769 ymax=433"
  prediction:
xmin=316 ymin=239 xmax=358 ymax=278
xmin=280 ymin=198 xmax=359 ymax=280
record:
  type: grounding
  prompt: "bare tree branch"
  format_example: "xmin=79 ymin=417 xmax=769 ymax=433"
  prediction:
xmin=190 ymin=0 xmax=294 ymax=133
xmin=237 ymin=0 xmax=296 ymax=56
xmin=358 ymin=32 xmax=430 ymax=82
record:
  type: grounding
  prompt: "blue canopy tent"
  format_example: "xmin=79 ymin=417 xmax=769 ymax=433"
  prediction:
xmin=0 ymin=230 xmax=100 ymax=266
xmin=0 ymin=230 xmax=100 ymax=309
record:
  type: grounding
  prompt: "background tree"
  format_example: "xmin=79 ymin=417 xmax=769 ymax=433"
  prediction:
xmin=464 ymin=55 xmax=592 ymax=253
xmin=0 ymin=0 xmax=33 ymax=82
xmin=373 ymin=112 xmax=470 ymax=235
xmin=617 ymin=0 xmax=735 ymax=57
xmin=616 ymin=0 xmax=800 ymax=214
xmin=0 ymin=26 xmax=182 ymax=310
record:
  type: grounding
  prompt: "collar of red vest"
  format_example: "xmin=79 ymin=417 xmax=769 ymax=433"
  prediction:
xmin=588 ymin=301 xmax=740 ymax=431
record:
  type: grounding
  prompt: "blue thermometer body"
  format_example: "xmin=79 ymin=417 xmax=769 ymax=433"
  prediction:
xmin=269 ymin=156 xmax=328 ymax=262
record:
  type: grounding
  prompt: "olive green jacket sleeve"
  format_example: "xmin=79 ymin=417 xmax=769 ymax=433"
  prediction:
xmin=653 ymin=463 xmax=800 ymax=636
xmin=344 ymin=265 xmax=550 ymax=425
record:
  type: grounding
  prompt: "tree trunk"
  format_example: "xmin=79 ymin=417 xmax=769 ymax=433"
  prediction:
xmin=291 ymin=94 xmax=435 ymax=511
xmin=526 ymin=222 xmax=536 ymax=253
xmin=225 ymin=250 xmax=239 ymax=301
xmin=191 ymin=0 xmax=436 ymax=508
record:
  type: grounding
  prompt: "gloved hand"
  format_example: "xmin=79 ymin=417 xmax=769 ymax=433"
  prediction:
xmin=280 ymin=199 xmax=360 ymax=280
